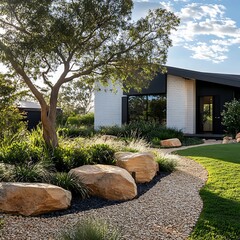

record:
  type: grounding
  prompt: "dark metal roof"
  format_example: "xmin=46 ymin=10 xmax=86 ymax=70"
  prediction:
xmin=167 ymin=66 xmax=240 ymax=88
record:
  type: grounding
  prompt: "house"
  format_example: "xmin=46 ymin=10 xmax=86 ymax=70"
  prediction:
xmin=94 ymin=66 xmax=240 ymax=135
xmin=17 ymin=101 xmax=62 ymax=130
xmin=17 ymin=101 xmax=42 ymax=130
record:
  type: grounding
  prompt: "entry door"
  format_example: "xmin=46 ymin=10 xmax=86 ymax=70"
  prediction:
xmin=198 ymin=96 xmax=222 ymax=133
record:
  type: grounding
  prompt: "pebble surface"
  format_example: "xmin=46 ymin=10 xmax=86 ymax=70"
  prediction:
xmin=0 ymin=154 xmax=208 ymax=240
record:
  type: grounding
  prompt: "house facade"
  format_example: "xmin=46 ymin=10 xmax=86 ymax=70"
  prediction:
xmin=94 ymin=67 xmax=240 ymax=134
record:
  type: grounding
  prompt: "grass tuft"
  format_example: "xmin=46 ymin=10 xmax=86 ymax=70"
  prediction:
xmin=60 ymin=218 xmax=121 ymax=240
xmin=154 ymin=153 xmax=178 ymax=172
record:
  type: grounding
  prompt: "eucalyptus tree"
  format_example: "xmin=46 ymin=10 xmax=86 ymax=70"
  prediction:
xmin=0 ymin=0 xmax=179 ymax=148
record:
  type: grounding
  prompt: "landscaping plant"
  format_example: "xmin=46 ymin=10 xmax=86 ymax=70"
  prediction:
xmin=221 ymin=98 xmax=240 ymax=135
xmin=155 ymin=153 xmax=177 ymax=172
xmin=50 ymin=172 xmax=89 ymax=199
xmin=60 ymin=218 xmax=121 ymax=240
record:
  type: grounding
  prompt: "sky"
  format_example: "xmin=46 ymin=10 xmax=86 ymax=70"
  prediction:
xmin=132 ymin=0 xmax=240 ymax=74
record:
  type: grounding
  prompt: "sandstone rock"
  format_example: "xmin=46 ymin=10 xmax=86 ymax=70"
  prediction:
xmin=115 ymin=152 xmax=158 ymax=183
xmin=223 ymin=136 xmax=236 ymax=144
xmin=0 ymin=182 xmax=71 ymax=216
xmin=160 ymin=138 xmax=182 ymax=147
xmin=235 ymin=133 xmax=240 ymax=139
xmin=223 ymin=136 xmax=232 ymax=144
xmin=237 ymin=138 xmax=240 ymax=143
xmin=70 ymin=164 xmax=137 ymax=200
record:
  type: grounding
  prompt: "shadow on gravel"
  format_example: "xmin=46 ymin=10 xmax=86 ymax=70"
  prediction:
xmin=41 ymin=172 xmax=170 ymax=218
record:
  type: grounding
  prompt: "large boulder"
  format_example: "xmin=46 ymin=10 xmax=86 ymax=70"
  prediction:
xmin=160 ymin=138 xmax=182 ymax=147
xmin=70 ymin=164 xmax=137 ymax=201
xmin=0 ymin=182 xmax=71 ymax=216
xmin=115 ymin=152 xmax=158 ymax=183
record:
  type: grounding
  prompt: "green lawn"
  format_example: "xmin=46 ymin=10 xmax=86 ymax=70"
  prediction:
xmin=177 ymin=144 xmax=240 ymax=240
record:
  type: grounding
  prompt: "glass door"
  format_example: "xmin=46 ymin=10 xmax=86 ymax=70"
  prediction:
xmin=200 ymin=96 xmax=213 ymax=132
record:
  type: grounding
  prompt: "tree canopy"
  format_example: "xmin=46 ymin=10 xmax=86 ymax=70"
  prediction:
xmin=0 ymin=0 xmax=180 ymax=147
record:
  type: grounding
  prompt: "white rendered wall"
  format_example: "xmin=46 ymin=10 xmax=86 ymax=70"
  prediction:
xmin=167 ymin=75 xmax=196 ymax=134
xmin=94 ymin=83 xmax=123 ymax=129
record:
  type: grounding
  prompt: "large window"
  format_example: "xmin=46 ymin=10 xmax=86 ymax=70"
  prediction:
xmin=128 ymin=94 xmax=166 ymax=125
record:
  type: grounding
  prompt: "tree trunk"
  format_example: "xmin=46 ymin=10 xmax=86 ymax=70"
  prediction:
xmin=41 ymin=105 xmax=58 ymax=148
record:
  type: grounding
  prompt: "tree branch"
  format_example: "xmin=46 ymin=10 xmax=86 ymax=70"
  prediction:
xmin=0 ymin=19 xmax=30 ymax=35
xmin=0 ymin=40 xmax=47 ymax=107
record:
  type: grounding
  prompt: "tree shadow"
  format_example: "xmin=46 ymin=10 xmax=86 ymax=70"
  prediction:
xmin=40 ymin=172 xmax=170 ymax=218
xmin=191 ymin=189 xmax=240 ymax=239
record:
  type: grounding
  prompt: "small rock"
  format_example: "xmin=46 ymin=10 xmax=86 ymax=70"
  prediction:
xmin=160 ymin=138 xmax=182 ymax=147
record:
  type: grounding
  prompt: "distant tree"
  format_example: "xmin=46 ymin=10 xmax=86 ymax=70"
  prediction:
xmin=0 ymin=0 xmax=180 ymax=148
xmin=59 ymin=80 xmax=93 ymax=116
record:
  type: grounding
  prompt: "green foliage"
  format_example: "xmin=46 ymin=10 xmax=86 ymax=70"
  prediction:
xmin=51 ymin=144 xmax=116 ymax=172
xmin=0 ymin=74 xmax=27 ymax=141
xmin=177 ymin=144 xmax=240 ymax=239
xmin=0 ymin=160 xmax=53 ymax=182
xmin=99 ymin=121 xmax=184 ymax=143
xmin=88 ymin=144 xmax=116 ymax=165
xmin=221 ymin=99 xmax=240 ymax=135
xmin=51 ymin=146 xmax=90 ymax=172
xmin=182 ymin=137 xmax=204 ymax=146
xmin=59 ymin=81 xmax=94 ymax=115
xmin=155 ymin=155 xmax=177 ymax=172
xmin=67 ymin=113 xmax=94 ymax=127
xmin=0 ymin=141 xmax=34 ymax=165
xmin=58 ymin=126 xmax=94 ymax=138
xmin=50 ymin=172 xmax=89 ymax=198
xmin=60 ymin=218 xmax=121 ymax=240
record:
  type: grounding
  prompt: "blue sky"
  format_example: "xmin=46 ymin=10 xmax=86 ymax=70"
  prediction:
xmin=132 ymin=0 xmax=240 ymax=74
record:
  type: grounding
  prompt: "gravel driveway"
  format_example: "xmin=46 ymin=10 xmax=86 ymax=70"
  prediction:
xmin=0 ymin=153 xmax=208 ymax=240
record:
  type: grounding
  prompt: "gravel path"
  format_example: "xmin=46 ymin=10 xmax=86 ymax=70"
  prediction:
xmin=0 ymin=153 xmax=208 ymax=240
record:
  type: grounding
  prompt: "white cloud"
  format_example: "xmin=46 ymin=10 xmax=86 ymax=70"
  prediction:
xmin=211 ymin=38 xmax=240 ymax=46
xmin=174 ymin=0 xmax=190 ymax=2
xmin=159 ymin=1 xmax=174 ymax=12
xmin=184 ymin=42 xmax=229 ymax=63
xmin=178 ymin=3 xmax=225 ymax=20
xmin=170 ymin=3 xmax=240 ymax=63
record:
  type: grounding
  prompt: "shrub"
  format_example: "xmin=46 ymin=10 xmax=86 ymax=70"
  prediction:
xmin=60 ymin=218 xmax=121 ymax=240
xmin=0 ymin=141 xmax=44 ymax=165
xmin=221 ymin=99 xmax=240 ymax=135
xmin=88 ymin=144 xmax=115 ymax=165
xmin=98 ymin=121 xmax=184 ymax=143
xmin=67 ymin=113 xmax=94 ymax=126
xmin=98 ymin=125 xmax=126 ymax=137
xmin=28 ymin=126 xmax=46 ymax=148
xmin=50 ymin=172 xmax=89 ymax=198
xmin=58 ymin=126 xmax=94 ymax=138
xmin=155 ymin=154 xmax=177 ymax=172
xmin=182 ymin=137 xmax=203 ymax=146
xmin=0 ymin=160 xmax=53 ymax=182
xmin=50 ymin=146 xmax=90 ymax=172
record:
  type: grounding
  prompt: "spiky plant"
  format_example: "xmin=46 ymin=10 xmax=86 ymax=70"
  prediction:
xmin=50 ymin=172 xmax=89 ymax=199
xmin=60 ymin=218 xmax=121 ymax=240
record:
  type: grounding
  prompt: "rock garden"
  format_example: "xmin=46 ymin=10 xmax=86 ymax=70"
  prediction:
xmin=1 ymin=118 xmax=204 ymax=239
